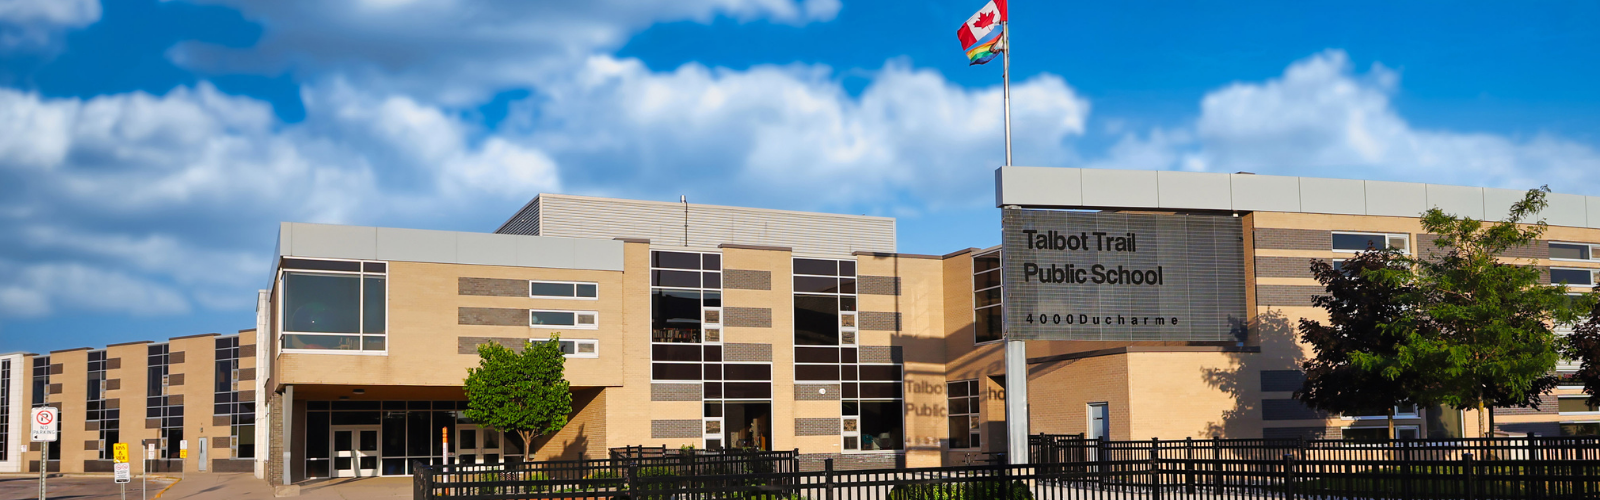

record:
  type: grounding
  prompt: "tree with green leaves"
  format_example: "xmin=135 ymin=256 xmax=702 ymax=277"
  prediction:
xmin=1560 ymin=301 xmax=1600 ymax=407
xmin=464 ymin=337 xmax=574 ymax=459
xmin=1296 ymin=249 xmax=1424 ymax=439
xmin=1381 ymin=187 xmax=1596 ymax=437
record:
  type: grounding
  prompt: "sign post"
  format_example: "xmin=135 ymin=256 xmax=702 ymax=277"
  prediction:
xmin=32 ymin=407 xmax=58 ymax=500
xmin=114 ymin=442 xmax=131 ymax=500
xmin=179 ymin=440 xmax=188 ymax=480
xmin=144 ymin=443 xmax=155 ymax=500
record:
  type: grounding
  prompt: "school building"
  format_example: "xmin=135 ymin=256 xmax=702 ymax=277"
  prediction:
xmin=2 ymin=166 xmax=1598 ymax=483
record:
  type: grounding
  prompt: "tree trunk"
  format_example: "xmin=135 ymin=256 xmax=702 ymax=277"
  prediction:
xmin=1387 ymin=407 xmax=1395 ymax=440
xmin=520 ymin=430 xmax=535 ymax=461
xmin=1476 ymin=400 xmax=1486 ymax=438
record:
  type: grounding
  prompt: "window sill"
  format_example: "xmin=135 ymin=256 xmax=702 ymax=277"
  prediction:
xmin=280 ymin=349 xmax=388 ymax=356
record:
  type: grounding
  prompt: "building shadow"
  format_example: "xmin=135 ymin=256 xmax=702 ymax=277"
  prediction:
xmin=1200 ymin=308 xmax=1305 ymax=440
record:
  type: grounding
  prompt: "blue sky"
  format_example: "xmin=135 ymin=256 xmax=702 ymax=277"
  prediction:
xmin=2 ymin=0 xmax=1598 ymax=354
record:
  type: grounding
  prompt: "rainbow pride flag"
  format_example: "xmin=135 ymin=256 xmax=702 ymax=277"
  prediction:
xmin=966 ymin=30 xmax=1005 ymax=65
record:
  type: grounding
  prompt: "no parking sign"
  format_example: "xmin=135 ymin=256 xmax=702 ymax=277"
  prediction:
xmin=30 ymin=407 xmax=57 ymax=442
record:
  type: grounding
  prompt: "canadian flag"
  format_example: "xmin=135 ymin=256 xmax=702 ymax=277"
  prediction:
xmin=956 ymin=0 xmax=1007 ymax=50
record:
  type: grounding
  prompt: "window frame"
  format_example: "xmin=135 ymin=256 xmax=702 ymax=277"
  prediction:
xmin=1548 ymin=267 xmax=1597 ymax=287
xmin=1331 ymin=232 xmax=1411 ymax=254
xmin=528 ymin=309 xmax=600 ymax=330
xmin=278 ymin=258 xmax=390 ymax=356
xmin=972 ymin=250 xmax=1003 ymax=346
xmin=1340 ymin=425 xmax=1421 ymax=441
xmin=530 ymin=337 xmax=601 ymax=358
xmin=1549 ymin=242 xmax=1598 ymax=262
xmin=1558 ymin=396 xmax=1600 ymax=415
xmin=946 ymin=379 xmax=981 ymax=450
xmin=1342 ymin=403 xmax=1421 ymax=420
xmin=528 ymin=280 xmax=600 ymax=300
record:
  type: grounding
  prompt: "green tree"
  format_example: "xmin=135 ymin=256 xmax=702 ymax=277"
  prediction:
xmin=1380 ymin=187 xmax=1595 ymax=437
xmin=1560 ymin=301 xmax=1600 ymax=406
xmin=464 ymin=338 xmax=574 ymax=458
xmin=1296 ymin=249 xmax=1423 ymax=438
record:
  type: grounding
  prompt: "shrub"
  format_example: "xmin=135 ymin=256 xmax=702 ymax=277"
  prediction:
xmin=886 ymin=480 xmax=1034 ymax=500
xmin=888 ymin=483 xmax=965 ymax=500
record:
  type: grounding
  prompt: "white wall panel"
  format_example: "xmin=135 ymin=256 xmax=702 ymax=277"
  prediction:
xmin=456 ymin=232 xmax=519 ymax=266
xmin=996 ymin=166 xmax=1081 ymax=207
xmin=1426 ymin=184 xmax=1485 ymax=219
xmin=1588 ymin=196 xmax=1600 ymax=229
xmin=1157 ymin=171 xmax=1232 ymax=210
xmin=532 ymin=194 xmax=894 ymax=257
xmin=1231 ymin=175 xmax=1301 ymax=212
xmin=1299 ymin=177 xmax=1366 ymax=215
xmin=1363 ymin=181 xmax=1428 ymax=217
xmin=375 ymin=227 xmax=458 ymax=263
xmin=1081 ymin=169 xmax=1158 ymax=208
xmin=289 ymin=223 xmax=376 ymax=260
xmin=1541 ymin=193 xmax=1589 ymax=228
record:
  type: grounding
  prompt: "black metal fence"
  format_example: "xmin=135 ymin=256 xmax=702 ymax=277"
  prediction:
xmin=414 ymin=436 xmax=1600 ymax=499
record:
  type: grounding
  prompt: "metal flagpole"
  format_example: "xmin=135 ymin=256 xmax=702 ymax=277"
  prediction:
xmin=998 ymin=18 xmax=1030 ymax=467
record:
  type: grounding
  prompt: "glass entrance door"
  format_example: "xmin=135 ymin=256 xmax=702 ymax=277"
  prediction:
xmin=332 ymin=426 xmax=380 ymax=477
xmin=456 ymin=426 xmax=503 ymax=465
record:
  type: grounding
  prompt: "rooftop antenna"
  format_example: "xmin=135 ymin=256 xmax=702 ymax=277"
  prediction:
xmin=681 ymin=195 xmax=689 ymax=247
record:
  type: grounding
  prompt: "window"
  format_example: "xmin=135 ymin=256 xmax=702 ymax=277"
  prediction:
xmin=87 ymin=350 xmax=118 ymax=460
xmin=793 ymin=258 xmax=857 ymax=346
xmin=1559 ymin=396 xmax=1600 ymax=414
xmin=947 ymin=380 xmax=980 ymax=449
xmin=530 ymin=338 xmax=599 ymax=358
xmin=216 ymin=336 xmax=255 ymax=459
xmin=0 ymin=359 xmax=9 ymax=462
xmin=1550 ymin=268 xmax=1596 ymax=287
xmin=31 ymin=355 xmax=48 ymax=406
xmin=1550 ymin=243 xmax=1595 ymax=261
xmin=651 ymin=251 xmax=721 ymax=344
xmin=856 ymin=401 xmax=904 ymax=451
xmin=148 ymin=344 xmax=182 ymax=460
xmin=1332 ymin=232 xmax=1409 ymax=253
xmin=280 ymin=258 xmax=387 ymax=352
xmin=529 ymin=281 xmax=598 ymax=299
xmin=973 ymin=251 xmax=1002 ymax=344
xmin=529 ymin=310 xmax=599 ymax=329
xmin=1343 ymin=425 xmax=1419 ymax=442
xmin=1561 ymin=422 xmax=1600 ymax=436
xmin=1343 ymin=403 xmax=1421 ymax=420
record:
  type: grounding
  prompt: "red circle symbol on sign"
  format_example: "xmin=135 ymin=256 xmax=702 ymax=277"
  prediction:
xmin=35 ymin=411 xmax=53 ymax=425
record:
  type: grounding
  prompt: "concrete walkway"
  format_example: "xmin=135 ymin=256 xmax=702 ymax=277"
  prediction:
xmin=159 ymin=474 xmax=412 ymax=500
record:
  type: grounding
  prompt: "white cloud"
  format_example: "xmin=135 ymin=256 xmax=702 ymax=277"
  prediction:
xmin=524 ymin=57 xmax=1088 ymax=209
xmin=1091 ymin=50 xmax=1600 ymax=194
xmin=0 ymin=0 xmax=100 ymax=52
xmin=0 ymin=261 xmax=189 ymax=317
xmin=171 ymin=0 xmax=840 ymax=105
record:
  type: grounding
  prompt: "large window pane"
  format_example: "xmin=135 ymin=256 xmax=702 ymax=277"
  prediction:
xmin=529 ymin=311 xmax=577 ymax=326
xmin=975 ymin=306 xmax=1003 ymax=343
xmin=859 ymin=402 xmax=903 ymax=450
xmin=1332 ymin=233 xmax=1385 ymax=251
xmin=794 ymin=259 xmax=838 ymax=276
xmin=652 ymin=290 xmax=702 ymax=343
xmin=795 ymin=295 xmax=839 ymax=345
xmin=529 ymin=282 xmax=576 ymax=298
xmin=283 ymin=334 xmax=360 ymax=351
xmin=285 ymin=273 xmax=360 ymax=333
xmin=1550 ymin=269 xmax=1594 ymax=286
xmin=948 ymin=416 xmax=971 ymax=449
xmin=1550 ymin=243 xmax=1591 ymax=260
xmin=363 ymin=277 xmax=385 ymax=334
xmin=652 ymin=251 xmax=702 ymax=270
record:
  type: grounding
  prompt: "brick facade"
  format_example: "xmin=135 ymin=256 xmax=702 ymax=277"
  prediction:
xmin=724 ymin=307 xmax=773 ymax=328
xmin=1254 ymin=257 xmax=1327 ymax=279
xmin=1255 ymin=285 xmax=1325 ymax=307
xmin=651 ymin=383 xmax=702 ymax=402
xmin=723 ymin=269 xmax=772 ymax=290
xmin=798 ymin=452 xmax=902 ymax=471
xmin=857 ymin=276 xmax=901 ymax=296
xmin=458 ymin=307 xmax=527 ymax=326
xmin=795 ymin=418 xmax=840 ymax=436
xmin=457 ymin=336 xmax=529 ymax=354
xmin=458 ymin=277 xmax=527 ymax=297
xmin=1254 ymin=228 xmax=1331 ymax=251
xmin=794 ymin=383 xmax=841 ymax=401
xmin=858 ymin=346 xmax=903 ymax=364
xmin=858 ymin=311 xmax=901 ymax=332
xmin=723 ymin=343 xmax=773 ymax=362
xmin=651 ymin=420 xmax=702 ymax=439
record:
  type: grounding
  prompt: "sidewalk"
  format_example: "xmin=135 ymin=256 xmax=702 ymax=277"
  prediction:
xmin=158 ymin=474 xmax=411 ymax=499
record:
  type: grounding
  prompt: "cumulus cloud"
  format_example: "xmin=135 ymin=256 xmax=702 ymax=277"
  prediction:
xmin=0 ymin=0 xmax=100 ymax=52
xmin=1094 ymin=50 xmax=1600 ymax=193
xmin=524 ymin=57 xmax=1087 ymax=209
xmin=171 ymin=0 xmax=841 ymax=105
xmin=0 ymin=261 xmax=189 ymax=317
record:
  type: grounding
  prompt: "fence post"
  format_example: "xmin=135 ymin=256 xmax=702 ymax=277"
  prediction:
xmin=1150 ymin=437 xmax=1161 ymax=500
xmin=627 ymin=462 xmax=639 ymax=500
xmin=1212 ymin=435 xmax=1222 ymax=491
xmin=1527 ymin=433 xmax=1541 ymax=500
xmin=824 ymin=458 xmax=835 ymax=500
xmin=1283 ymin=453 xmax=1296 ymax=500
xmin=1185 ymin=437 xmax=1195 ymax=495
xmin=999 ymin=456 xmax=1012 ymax=499
xmin=1463 ymin=452 xmax=1476 ymax=500
xmin=1401 ymin=436 xmax=1413 ymax=499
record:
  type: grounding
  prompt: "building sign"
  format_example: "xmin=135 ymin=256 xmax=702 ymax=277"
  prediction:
xmin=1002 ymin=209 xmax=1246 ymax=341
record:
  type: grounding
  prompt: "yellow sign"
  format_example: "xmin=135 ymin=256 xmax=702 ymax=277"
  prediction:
xmin=113 ymin=443 xmax=129 ymax=463
xmin=179 ymin=449 xmax=187 ymax=459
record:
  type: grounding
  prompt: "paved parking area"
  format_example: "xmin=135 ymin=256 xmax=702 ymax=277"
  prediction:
xmin=0 ymin=474 xmax=174 ymax=500
xmin=1 ymin=474 xmax=413 ymax=500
